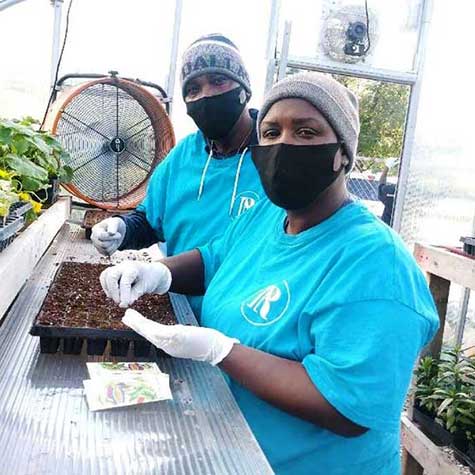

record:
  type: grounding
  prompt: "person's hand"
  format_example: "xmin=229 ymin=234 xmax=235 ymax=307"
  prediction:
xmin=123 ymin=309 xmax=239 ymax=365
xmin=91 ymin=217 xmax=126 ymax=256
xmin=100 ymin=261 xmax=172 ymax=308
xmin=384 ymin=157 xmax=400 ymax=169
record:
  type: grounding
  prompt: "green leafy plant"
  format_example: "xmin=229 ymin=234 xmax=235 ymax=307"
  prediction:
xmin=0 ymin=118 xmax=73 ymax=190
xmin=0 ymin=174 xmax=19 ymax=220
xmin=414 ymin=348 xmax=475 ymax=450
xmin=414 ymin=356 xmax=440 ymax=414
xmin=0 ymin=117 xmax=73 ymax=219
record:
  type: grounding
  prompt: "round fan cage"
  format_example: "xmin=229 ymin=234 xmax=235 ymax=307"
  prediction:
xmin=319 ymin=4 xmax=378 ymax=64
xmin=51 ymin=77 xmax=175 ymax=210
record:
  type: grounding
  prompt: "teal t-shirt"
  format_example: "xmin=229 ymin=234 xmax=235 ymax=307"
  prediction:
xmin=198 ymin=199 xmax=439 ymax=475
xmin=137 ymin=131 xmax=263 ymax=318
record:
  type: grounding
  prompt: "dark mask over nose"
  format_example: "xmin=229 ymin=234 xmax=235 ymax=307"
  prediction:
xmin=186 ymin=87 xmax=247 ymax=140
xmin=251 ymin=142 xmax=343 ymax=210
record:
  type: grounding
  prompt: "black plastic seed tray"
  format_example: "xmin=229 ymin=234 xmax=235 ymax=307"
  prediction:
xmin=460 ymin=236 xmax=475 ymax=257
xmin=0 ymin=213 xmax=25 ymax=252
xmin=29 ymin=261 xmax=176 ymax=357
xmin=9 ymin=200 xmax=33 ymax=218
xmin=30 ymin=324 xmax=157 ymax=357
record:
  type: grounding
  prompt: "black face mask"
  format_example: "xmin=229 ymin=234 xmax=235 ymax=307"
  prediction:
xmin=251 ymin=142 xmax=343 ymax=210
xmin=186 ymin=87 xmax=246 ymax=140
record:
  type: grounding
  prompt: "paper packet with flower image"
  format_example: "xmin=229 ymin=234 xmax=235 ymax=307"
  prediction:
xmin=86 ymin=361 xmax=163 ymax=379
xmin=84 ymin=372 xmax=172 ymax=411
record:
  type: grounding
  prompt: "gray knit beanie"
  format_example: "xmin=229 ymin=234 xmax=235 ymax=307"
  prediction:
xmin=257 ymin=72 xmax=359 ymax=172
xmin=181 ymin=33 xmax=251 ymax=98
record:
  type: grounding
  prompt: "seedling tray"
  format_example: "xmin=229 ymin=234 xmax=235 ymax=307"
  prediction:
xmin=0 ymin=201 xmax=32 ymax=252
xmin=30 ymin=261 xmax=177 ymax=356
xmin=413 ymin=404 xmax=453 ymax=446
xmin=10 ymin=200 xmax=33 ymax=218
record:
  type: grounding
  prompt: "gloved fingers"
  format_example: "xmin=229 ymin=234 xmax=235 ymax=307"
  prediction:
xmin=99 ymin=268 xmax=110 ymax=298
xmin=100 ymin=265 xmax=124 ymax=304
xmin=106 ymin=218 xmax=120 ymax=235
xmin=118 ymin=265 xmax=140 ymax=308
xmin=95 ymin=242 xmax=110 ymax=256
xmin=94 ymin=231 xmax=122 ymax=242
xmin=123 ymin=309 xmax=176 ymax=344
xmin=153 ymin=263 xmax=173 ymax=295
xmin=95 ymin=241 xmax=116 ymax=257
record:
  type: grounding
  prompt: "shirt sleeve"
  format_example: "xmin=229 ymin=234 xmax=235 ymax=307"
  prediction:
xmin=302 ymin=299 xmax=437 ymax=432
xmin=198 ymin=234 xmax=227 ymax=289
xmin=118 ymin=210 xmax=158 ymax=250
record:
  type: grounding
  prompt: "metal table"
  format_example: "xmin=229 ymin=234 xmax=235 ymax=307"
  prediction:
xmin=0 ymin=226 xmax=274 ymax=475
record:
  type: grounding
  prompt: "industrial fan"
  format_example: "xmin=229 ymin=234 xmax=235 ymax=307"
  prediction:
xmin=319 ymin=1 xmax=378 ymax=64
xmin=49 ymin=73 xmax=175 ymax=211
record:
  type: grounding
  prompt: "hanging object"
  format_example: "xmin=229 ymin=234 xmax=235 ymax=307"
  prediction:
xmin=319 ymin=1 xmax=378 ymax=64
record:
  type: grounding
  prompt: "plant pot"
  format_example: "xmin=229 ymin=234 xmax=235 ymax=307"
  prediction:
xmin=453 ymin=432 xmax=469 ymax=453
xmin=36 ymin=178 xmax=59 ymax=206
xmin=452 ymin=443 xmax=475 ymax=471
xmin=468 ymin=443 xmax=475 ymax=462
xmin=412 ymin=404 xmax=454 ymax=446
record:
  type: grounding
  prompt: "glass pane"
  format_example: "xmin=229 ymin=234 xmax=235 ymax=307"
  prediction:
xmin=60 ymin=0 xmax=176 ymax=87
xmin=280 ymin=0 xmax=423 ymax=73
xmin=398 ymin=2 xmax=475 ymax=347
xmin=0 ymin=1 xmax=52 ymax=119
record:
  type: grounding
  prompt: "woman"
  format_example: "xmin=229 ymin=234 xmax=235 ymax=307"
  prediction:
xmin=100 ymin=72 xmax=439 ymax=475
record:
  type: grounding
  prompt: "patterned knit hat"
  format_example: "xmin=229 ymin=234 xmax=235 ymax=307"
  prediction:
xmin=181 ymin=33 xmax=251 ymax=98
xmin=257 ymin=72 xmax=360 ymax=172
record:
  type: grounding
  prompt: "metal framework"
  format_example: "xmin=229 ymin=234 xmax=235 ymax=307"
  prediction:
xmin=0 ymin=0 xmax=28 ymax=12
xmin=1 ymin=0 xmax=184 ymax=116
xmin=265 ymin=0 xmax=432 ymax=230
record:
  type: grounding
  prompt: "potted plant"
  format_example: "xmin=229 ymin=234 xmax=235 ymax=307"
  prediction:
xmin=413 ymin=354 xmax=454 ymax=445
xmin=414 ymin=348 xmax=475 ymax=467
xmin=0 ymin=117 xmax=73 ymax=210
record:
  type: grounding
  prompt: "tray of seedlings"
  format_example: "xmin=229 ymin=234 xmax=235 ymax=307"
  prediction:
xmin=0 ymin=201 xmax=33 ymax=252
xmin=30 ymin=261 xmax=177 ymax=357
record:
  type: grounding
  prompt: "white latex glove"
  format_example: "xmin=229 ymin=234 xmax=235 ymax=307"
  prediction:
xmin=91 ymin=217 xmax=126 ymax=256
xmin=384 ymin=157 xmax=400 ymax=169
xmin=100 ymin=261 xmax=172 ymax=308
xmin=123 ymin=309 xmax=239 ymax=365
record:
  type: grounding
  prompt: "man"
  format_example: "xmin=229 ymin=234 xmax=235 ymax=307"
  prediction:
xmin=378 ymin=157 xmax=399 ymax=225
xmin=91 ymin=34 xmax=263 ymax=318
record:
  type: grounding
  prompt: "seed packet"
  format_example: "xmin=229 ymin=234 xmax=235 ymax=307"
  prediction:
xmin=86 ymin=361 xmax=163 ymax=379
xmin=84 ymin=373 xmax=172 ymax=411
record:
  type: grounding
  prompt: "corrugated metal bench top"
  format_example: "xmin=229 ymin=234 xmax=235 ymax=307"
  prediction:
xmin=0 ymin=226 xmax=274 ymax=475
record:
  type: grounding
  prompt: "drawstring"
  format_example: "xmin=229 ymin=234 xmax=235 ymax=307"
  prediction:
xmin=228 ymin=146 xmax=247 ymax=216
xmin=198 ymin=136 xmax=250 ymax=216
xmin=197 ymin=146 xmax=214 ymax=200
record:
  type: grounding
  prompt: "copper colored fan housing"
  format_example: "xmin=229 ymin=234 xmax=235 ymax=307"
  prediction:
xmin=51 ymin=77 xmax=175 ymax=210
